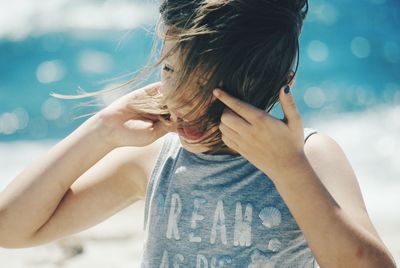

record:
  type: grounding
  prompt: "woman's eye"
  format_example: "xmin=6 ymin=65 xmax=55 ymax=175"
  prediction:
xmin=162 ymin=64 xmax=174 ymax=73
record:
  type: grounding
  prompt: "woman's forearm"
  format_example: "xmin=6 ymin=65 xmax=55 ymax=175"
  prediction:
xmin=0 ymin=115 xmax=113 ymax=244
xmin=270 ymin=154 xmax=396 ymax=267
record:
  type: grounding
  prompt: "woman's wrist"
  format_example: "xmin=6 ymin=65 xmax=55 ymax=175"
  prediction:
xmin=263 ymin=151 xmax=310 ymax=184
xmin=78 ymin=113 xmax=118 ymax=152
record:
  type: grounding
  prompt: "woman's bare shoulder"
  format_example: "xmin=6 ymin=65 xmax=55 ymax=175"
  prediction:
xmin=303 ymin=132 xmax=385 ymax=244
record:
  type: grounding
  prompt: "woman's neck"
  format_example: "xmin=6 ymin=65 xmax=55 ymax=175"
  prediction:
xmin=207 ymin=147 xmax=240 ymax=156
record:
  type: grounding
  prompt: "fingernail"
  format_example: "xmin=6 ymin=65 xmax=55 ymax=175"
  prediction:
xmin=213 ymin=89 xmax=221 ymax=97
xmin=284 ymin=85 xmax=291 ymax=94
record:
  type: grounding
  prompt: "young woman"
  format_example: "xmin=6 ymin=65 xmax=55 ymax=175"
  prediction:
xmin=0 ymin=0 xmax=395 ymax=267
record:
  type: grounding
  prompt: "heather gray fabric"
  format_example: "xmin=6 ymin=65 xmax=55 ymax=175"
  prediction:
xmin=142 ymin=128 xmax=319 ymax=267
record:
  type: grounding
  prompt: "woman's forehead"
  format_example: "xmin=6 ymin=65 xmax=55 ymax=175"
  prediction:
xmin=161 ymin=39 xmax=180 ymax=65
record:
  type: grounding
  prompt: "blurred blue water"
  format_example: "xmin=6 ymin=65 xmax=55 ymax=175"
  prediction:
xmin=0 ymin=0 xmax=399 ymax=141
xmin=0 ymin=30 xmax=155 ymax=140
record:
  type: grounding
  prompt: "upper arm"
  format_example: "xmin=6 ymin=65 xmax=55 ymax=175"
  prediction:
xmin=23 ymin=138 xmax=163 ymax=247
xmin=303 ymin=132 xmax=384 ymax=244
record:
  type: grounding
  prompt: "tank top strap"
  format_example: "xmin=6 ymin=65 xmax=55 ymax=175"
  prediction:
xmin=304 ymin=127 xmax=318 ymax=143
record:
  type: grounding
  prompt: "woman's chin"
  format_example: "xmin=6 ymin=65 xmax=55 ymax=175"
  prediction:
xmin=177 ymin=135 xmax=210 ymax=153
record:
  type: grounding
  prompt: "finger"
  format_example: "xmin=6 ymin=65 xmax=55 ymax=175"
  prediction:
xmin=279 ymin=85 xmax=302 ymax=130
xmin=221 ymin=133 xmax=239 ymax=151
xmin=139 ymin=112 xmax=161 ymax=121
xmin=124 ymin=119 xmax=154 ymax=132
xmin=219 ymin=121 xmax=240 ymax=140
xmin=213 ymin=89 xmax=264 ymax=124
xmin=143 ymin=82 xmax=162 ymax=96
xmin=122 ymin=111 xmax=159 ymax=124
xmin=152 ymin=119 xmax=170 ymax=138
xmin=220 ymin=109 xmax=250 ymax=133
xmin=125 ymin=82 xmax=161 ymax=101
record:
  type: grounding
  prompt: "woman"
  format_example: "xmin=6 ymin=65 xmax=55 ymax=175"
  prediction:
xmin=0 ymin=0 xmax=395 ymax=267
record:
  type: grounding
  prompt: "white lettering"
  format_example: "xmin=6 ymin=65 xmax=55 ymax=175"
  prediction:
xmin=160 ymin=250 xmax=169 ymax=268
xmin=234 ymin=202 xmax=253 ymax=247
xmin=166 ymin=193 xmax=182 ymax=240
xmin=189 ymin=198 xmax=206 ymax=243
xmin=211 ymin=257 xmax=218 ymax=268
xmin=196 ymin=254 xmax=208 ymax=268
xmin=210 ymin=200 xmax=227 ymax=245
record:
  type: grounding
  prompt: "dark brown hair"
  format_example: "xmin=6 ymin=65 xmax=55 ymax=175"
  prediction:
xmin=52 ymin=0 xmax=309 ymax=154
xmin=157 ymin=0 xmax=308 ymax=153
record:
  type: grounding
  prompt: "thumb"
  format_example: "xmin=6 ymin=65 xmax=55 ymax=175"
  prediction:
xmin=124 ymin=119 xmax=154 ymax=131
xmin=151 ymin=119 xmax=170 ymax=139
xmin=279 ymin=85 xmax=302 ymax=130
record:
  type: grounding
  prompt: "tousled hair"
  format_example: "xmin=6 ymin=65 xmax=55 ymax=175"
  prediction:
xmin=52 ymin=0 xmax=309 ymax=154
xmin=157 ymin=0 xmax=308 ymax=152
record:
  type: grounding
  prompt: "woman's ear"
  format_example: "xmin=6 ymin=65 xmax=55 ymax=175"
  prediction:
xmin=287 ymin=71 xmax=296 ymax=88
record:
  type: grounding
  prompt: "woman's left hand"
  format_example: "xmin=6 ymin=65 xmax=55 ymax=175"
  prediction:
xmin=213 ymin=85 xmax=307 ymax=180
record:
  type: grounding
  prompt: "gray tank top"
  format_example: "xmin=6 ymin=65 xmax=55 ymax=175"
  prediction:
xmin=141 ymin=128 xmax=319 ymax=268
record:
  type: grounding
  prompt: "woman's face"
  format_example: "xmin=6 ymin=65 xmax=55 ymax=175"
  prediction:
xmin=160 ymin=38 xmax=218 ymax=153
xmin=160 ymin=38 xmax=240 ymax=155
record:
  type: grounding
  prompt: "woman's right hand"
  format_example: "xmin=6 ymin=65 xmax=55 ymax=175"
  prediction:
xmin=0 ymin=82 xmax=171 ymax=248
xmin=92 ymin=81 xmax=173 ymax=148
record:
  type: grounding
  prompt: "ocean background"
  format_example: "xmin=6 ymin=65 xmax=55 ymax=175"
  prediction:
xmin=0 ymin=0 xmax=399 ymax=266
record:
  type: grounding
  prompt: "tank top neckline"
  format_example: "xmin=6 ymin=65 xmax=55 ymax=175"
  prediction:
xmin=180 ymin=146 xmax=245 ymax=162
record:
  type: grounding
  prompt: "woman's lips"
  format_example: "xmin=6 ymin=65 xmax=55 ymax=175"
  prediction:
xmin=177 ymin=126 xmax=205 ymax=141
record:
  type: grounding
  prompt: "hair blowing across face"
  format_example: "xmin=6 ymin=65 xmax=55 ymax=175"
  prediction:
xmin=51 ymin=0 xmax=309 ymax=154
xmin=156 ymin=0 xmax=309 ymax=153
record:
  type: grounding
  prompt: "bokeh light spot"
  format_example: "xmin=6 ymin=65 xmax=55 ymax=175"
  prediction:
xmin=307 ymin=40 xmax=329 ymax=62
xmin=311 ymin=3 xmax=338 ymax=25
xmin=36 ymin=60 xmax=66 ymax=84
xmin=383 ymin=83 xmax=400 ymax=103
xmin=41 ymin=98 xmax=64 ymax=120
xmin=78 ymin=50 xmax=113 ymax=74
xmin=351 ymin=37 xmax=371 ymax=59
xmin=0 ymin=112 xmax=19 ymax=135
xmin=13 ymin=107 xmax=30 ymax=130
xmin=304 ymin=87 xmax=326 ymax=108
